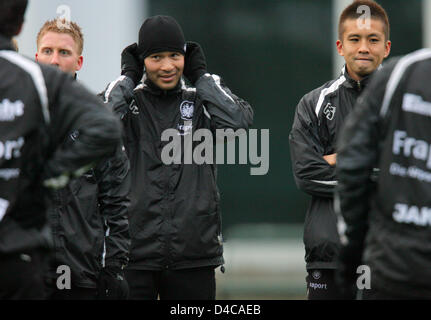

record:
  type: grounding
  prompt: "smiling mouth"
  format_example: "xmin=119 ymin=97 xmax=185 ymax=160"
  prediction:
xmin=159 ymin=74 xmax=176 ymax=81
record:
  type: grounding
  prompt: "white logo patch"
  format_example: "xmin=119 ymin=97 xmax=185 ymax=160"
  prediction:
xmin=312 ymin=270 xmax=322 ymax=280
xmin=323 ymin=103 xmax=336 ymax=120
xmin=0 ymin=99 xmax=24 ymax=121
xmin=129 ymin=101 xmax=139 ymax=115
xmin=180 ymin=100 xmax=194 ymax=120
xmin=393 ymin=203 xmax=431 ymax=227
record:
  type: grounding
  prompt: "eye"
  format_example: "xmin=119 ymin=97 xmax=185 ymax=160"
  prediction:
xmin=349 ymin=38 xmax=359 ymax=42
xmin=370 ymin=38 xmax=379 ymax=43
xmin=60 ymin=50 xmax=70 ymax=56
xmin=42 ymin=48 xmax=52 ymax=55
xmin=150 ymin=55 xmax=160 ymax=60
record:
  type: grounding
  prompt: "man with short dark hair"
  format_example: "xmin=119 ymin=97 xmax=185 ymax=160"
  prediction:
xmin=289 ymin=0 xmax=391 ymax=299
xmin=0 ymin=0 xmax=122 ymax=299
xmin=102 ymin=15 xmax=253 ymax=299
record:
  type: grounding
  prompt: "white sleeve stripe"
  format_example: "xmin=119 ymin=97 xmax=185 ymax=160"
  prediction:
xmin=315 ymin=75 xmax=346 ymax=117
xmin=104 ymin=75 xmax=126 ymax=103
xmin=310 ymin=180 xmax=338 ymax=186
xmin=380 ymin=48 xmax=431 ymax=117
xmin=209 ymin=74 xmax=235 ymax=103
xmin=202 ymin=105 xmax=211 ymax=119
xmin=101 ymin=224 xmax=110 ymax=267
xmin=180 ymin=78 xmax=196 ymax=92
xmin=0 ymin=51 xmax=49 ymax=124
xmin=0 ymin=198 xmax=10 ymax=223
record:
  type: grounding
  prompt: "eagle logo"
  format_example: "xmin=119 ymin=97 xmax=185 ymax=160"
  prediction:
xmin=180 ymin=100 xmax=194 ymax=120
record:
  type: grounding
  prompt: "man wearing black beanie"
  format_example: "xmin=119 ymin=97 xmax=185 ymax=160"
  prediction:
xmin=101 ymin=15 xmax=254 ymax=300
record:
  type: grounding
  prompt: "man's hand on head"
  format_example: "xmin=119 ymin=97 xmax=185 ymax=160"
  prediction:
xmin=121 ymin=43 xmax=144 ymax=86
xmin=183 ymin=41 xmax=207 ymax=85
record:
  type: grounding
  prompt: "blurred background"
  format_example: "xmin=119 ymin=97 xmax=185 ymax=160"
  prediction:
xmin=16 ymin=0 xmax=427 ymax=299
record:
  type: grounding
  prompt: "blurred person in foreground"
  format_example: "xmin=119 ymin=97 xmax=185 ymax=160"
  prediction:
xmin=35 ymin=18 xmax=130 ymax=300
xmin=336 ymin=48 xmax=431 ymax=300
xmin=0 ymin=0 xmax=122 ymax=299
xmin=289 ymin=0 xmax=391 ymax=299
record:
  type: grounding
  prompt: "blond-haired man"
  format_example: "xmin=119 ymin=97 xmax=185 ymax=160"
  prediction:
xmin=35 ymin=18 xmax=131 ymax=300
xmin=36 ymin=19 xmax=83 ymax=76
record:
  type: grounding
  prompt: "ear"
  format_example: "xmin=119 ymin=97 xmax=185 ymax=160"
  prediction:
xmin=35 ymin=53 xmax=39 ymax=62
xmin=75 ymin=55 xmax=83 ymax=71
xmin=14 ymin=23 xmax=23 ymax=36
xmin=384 ymin=40 xmax=391 ymax=59
xmin=143 ymin=59 xmax=147 ymax=73
xmin=336 ymin=40 xmax=344 ymax=57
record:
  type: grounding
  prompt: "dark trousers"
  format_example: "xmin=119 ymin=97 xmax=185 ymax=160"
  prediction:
xmin=44 ymin=282 xmax=98 ymax=300
xmin=306 ymin=269 xmax=345 ymax=300
xmin=125 ymin=266 xmax=216 ymax=300
xmin=0 ymin=250 xmax=46 ymax=299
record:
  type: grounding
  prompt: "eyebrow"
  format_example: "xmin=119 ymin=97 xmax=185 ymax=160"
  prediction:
xmin=40 ymin=46 xmax=71 ymax=52
xmin=347 ymin=33 xmax=382 ymax=38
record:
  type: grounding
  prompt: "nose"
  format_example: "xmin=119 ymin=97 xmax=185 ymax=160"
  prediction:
xmin=50 ymin=51 xmax=60 ymax=66
xmin=358 ymin=39 xmax=370 ymax=54
xmin=160 ymin=58 xmax=175 ymax=73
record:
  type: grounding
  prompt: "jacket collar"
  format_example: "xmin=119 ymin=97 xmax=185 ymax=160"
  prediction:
xmin=142 ymin=74 xmax=183 ymax=96
xmin=0 ymin=34 xmax=15 ymax=51
xmin=340 ymin=64 xmax=380 ymax=91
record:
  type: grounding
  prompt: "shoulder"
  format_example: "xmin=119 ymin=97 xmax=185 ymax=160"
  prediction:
xmin=375 ymin=50 xmax=431 ymax=89
xmin=297 ymin=76 xmax=344 ymax=115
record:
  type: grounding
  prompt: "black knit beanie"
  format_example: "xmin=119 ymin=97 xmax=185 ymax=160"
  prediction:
xmin=137 ymin=15 xmax=186 ymax=59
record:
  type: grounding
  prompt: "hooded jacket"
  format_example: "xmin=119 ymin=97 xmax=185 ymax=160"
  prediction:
xmin=337 ymin=49 xmax=431 ymax=298
xmin=289 ymin=66 xmax=373 ymax=269
xmin=46 ymin=139 xmax=130 ymax=288
xmin=101 ymin=74 xmax=253 ymax=270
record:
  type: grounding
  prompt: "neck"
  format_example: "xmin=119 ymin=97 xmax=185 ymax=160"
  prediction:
xmin=345 ymin=66 xmax=365 ymax=82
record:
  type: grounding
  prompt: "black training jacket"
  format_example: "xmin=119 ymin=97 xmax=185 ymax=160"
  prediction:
xmin=101 ymin=74 xmax=253 ymax=270
xmin=0 ymin=36 xmax=121 ymax=255
xmin=337 ymin=49 xmax=431 ymax=298
xmin=289 ymin=66 xmax=373 ymax=270
xmin=46 ymin=138 xmax=130 ymax=288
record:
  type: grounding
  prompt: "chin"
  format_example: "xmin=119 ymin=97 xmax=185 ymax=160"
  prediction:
xmin=358 ymin=68 xmax=374 ymax=77
xmin=356 ymin=65 xmax=374 ymax=75
xmin=159 ymin=80 xmax=179 ymax=90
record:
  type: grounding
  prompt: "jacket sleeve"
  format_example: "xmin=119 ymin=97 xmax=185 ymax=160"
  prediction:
xmin=335 ymin=61 xmax=397 ymax=292
xmin=195 ymin=74 xmax=254 ymax=130
xmin=289 ymin=94 xmax=336 ymax=198
xmin=98 ymin=75 xmax=136 ymax=119
xmin=96 ymin=144 xmax=131 ymax=268
xmin=43 ymin=67 xmax=122 ymax=180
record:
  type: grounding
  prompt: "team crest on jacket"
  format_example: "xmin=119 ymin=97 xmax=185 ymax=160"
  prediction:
xmin=323 ymin=102 xmax=336 ymax=120
xmin=180 ymin=100 xmax=194 ymax=120
xmin=312 ymin=270 xmax=322 ymax=280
